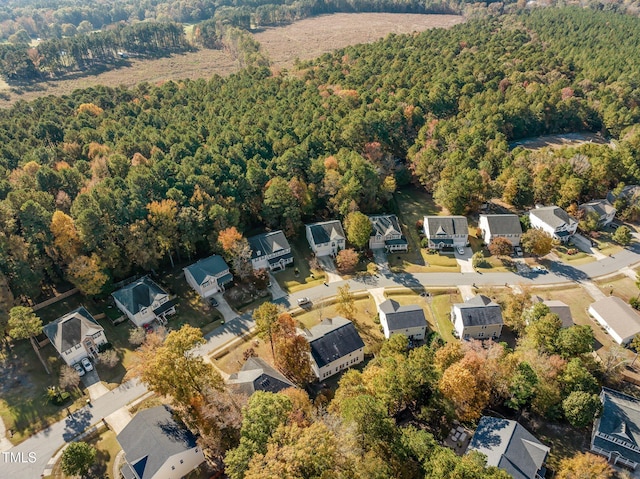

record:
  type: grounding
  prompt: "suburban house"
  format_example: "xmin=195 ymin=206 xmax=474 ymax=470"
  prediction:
xmin=588 ymin=296 xmax=640 ymax=345
xmin=466 ymin=416 xmax=550 ymax=479
xmin=451 ymin=295 xmax=503 ymax=340
xmin=227 ymin=357 xmax=295 ymax=396
xmin=607 ymin=185 xmax=640 ymax=206
xmin=183 ymin=254 xmax=233 ymax=299
xmin=117 ymin=405 xmax=205 ymax=479
xmin=377 ymin=299 xmax=427 ymax=340
xmin=248 ymin=230 xmax=293 ymax=272
xmin=43 ymin=307 xmax=108 ymax=366
xmin=305 ymin=220 xmax=346 ymax=257
xmin=423 ymin=216 xmax=469 ymax=250
xmin=591 ymin=388 xmax=640 ymax=470
xmin=578 ymin=199 xmax=617 ymax=227
xmin=112 ymin=276 xmax=176 ymax=328
xmin=368 ymin=214 xmax=408 ymax=252
xmin=529 ymin=205 xmax=578 ymax=243
xmin=304 ymin=316 xmax=365 ymax=380
xmin=478 ymin=214 xmax=523 ymax=246
xmin=531 ymin=296 xmax=574 ymax=328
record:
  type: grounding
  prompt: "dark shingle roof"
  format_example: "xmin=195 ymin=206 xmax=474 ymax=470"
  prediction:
xmin=227 ymin=357 xmax=295 ymax=396
xmin=424 ymin=216 xmax=468 ymax=237
xmin=112 ymin=277 xmax=168 ymax=316
xmin=467 ymin=416 xmax=549 ymax=479
xmin=43 ymin=307 xmax=103 ymax=353
xmin=307 ymin=221 xmax=345 ymax=245
xmin=530 ymin=206 xmax=575 ymax=229
xmin=117 ymin=405 xmax=198 ymax=479
xmin=454 ymin=295 xmax=503 ymax=327
xmin=184 ymin=255 xmax=229 ymax=285
xmin=248 ymin=231 xmax=290 ymax=260
xmin=531 ymin=296 xmax=573 ymax=328
xmin=579 ymin=199 xmax=616 ymax=218
xmin=378 ymin=299 xmax=427 ymax=330
xmin=307 ymin=317 xmax=365 ymax=368
xmin=480 ymin=214 xmax=523 ymax=236
xmin=369 ymin=214 xmax=403 ymax=237
xmin=593 ymin=388 xmax=640 ymax=464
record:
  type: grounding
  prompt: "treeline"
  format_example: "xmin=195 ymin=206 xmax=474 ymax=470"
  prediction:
xmin=0 ymin=22 xmax=189 ymax=80
xmin=1 ymin=8 xmax=640 ymax=300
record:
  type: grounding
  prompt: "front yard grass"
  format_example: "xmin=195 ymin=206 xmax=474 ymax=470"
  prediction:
xmin=595 ymin=275 xmax=638 ymax=302
xmin=553 ymin=244 xmax=595 ymax=265
xmin=275 ymin=236 xmax=325 ymax=293
xmin=214 ymin=336 xmax=273 ymax=375
xmin=427 ymin=290 xmax=461 ymax=343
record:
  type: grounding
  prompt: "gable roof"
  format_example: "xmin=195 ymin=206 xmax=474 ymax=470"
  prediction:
xmin=480 ymin=214 xmax=523 ymax=236
xmin=184 ymin=255 xmax=229 ymax=285
xmin=306 ymin=221 xmax=345 ymax=245
xmin=378 ymin=299 xmax=428 ymax=330
xmin=608 ymin=185 xmax=640 ymax=204
xmin=248 ymin=230 xmax=290 ymax=260
xmin=117 ymin=405 xmax=198 ymax=479
xmin=578 ymin=199 xmax=616 ymax=218
xmin=43 ymin=307 xmax=103 ymax=353
xmin=306 ymin=317 xmax=365 ymax=368
xmin=531 ymin=296 xmax=573 ymax=328
xmin=369 ymin=214 xmax=403 ymax=237
xmin=424 ymin=216 xmax=468 ymax=237
xmin=453 ymin=295 xmax=503 ymax=327
xmin=467 ymin=416 xmax=549 ymax=479
xmin=530 ymin=206 xmax=575 ymax=229
xmin=593 ymin=388 xmax=640 ymax=464
xmin=227 ymin=357 xmax=295 ymax=396
xmin=112 ymin=277 xmax=168 ymax=316
xmin=589 ymin=296 xmax=640 ymax=341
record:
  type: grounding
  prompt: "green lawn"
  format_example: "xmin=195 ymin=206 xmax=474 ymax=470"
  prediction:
xmin=553 ymin=244 xmax=595 ymax=265
xmin=591 ymin=230 xmax=625 ymax=256
xmin=427 ymin=291 xmax=461 ymax=343
xmin=275 ymin=236 xmax=326 ymax=293
xmin=595 ymin=275 xmax=638 ymax=303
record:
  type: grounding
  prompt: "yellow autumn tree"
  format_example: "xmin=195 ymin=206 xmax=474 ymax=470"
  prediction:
xmin=556 ymin=452 xmax=613 ymax=479
xmin=50 ymin=211 xmax=83 ymax=264
xmin=67 ymin=254 xmax=108 ymax=296
xmin=439 ymin=361 xmax=489 ymax=422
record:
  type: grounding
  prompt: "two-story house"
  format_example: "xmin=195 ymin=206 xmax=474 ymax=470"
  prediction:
xmin=368 ymin=214 xmax=408 ymax=252
xmin=248 ymin=231 xmax=293 ymax=272
xmin=578 ymin=199 xmax=617 ymax=228
xmin=43 ymin=306 xmax=108 ymax=366
xmin=305 ymin=220 xmax=346 ymax=257
xmin=183 ymin=255 xmax=233 ymax=299
xmin=529 ymin=205 xmax=577 ymax=243
xmin=112 ymin=276 xmax=176 ymax=328
xmin=478 ymin=214 xmax=523 ymax=246
xmin=227 ymin=357 xmax=295 ymax=396
xmin=451 ymin=295 xmax=503 ymax=340
xmin=304 ymin=317 xmax=365 ymax=380
xmin=423 ymin=216 xmax=469 ymax=250
xmin=378 ymin=299 xmax=427 ymax=340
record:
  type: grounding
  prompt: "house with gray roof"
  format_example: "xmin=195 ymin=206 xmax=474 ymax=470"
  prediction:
xmin=451 ymin=295 xmax=503 ymax=340
xmin=608 ymin=185 xmax=640 ymax=207
xmin=423 ymin=216 xmax=468 ymax=250
xmin=305 ymin=220 xmax=346 ymax=257
xmin=112 ymin=276 xmax=175 ymax=328
xmin=378 ymin=299 xmax=427 ymax=340
xmin=184 ymin=254 xmax=233 ymax=299
xmin=479 ymin=214 xmax=523 ymax=246
xmin=529 ymin=205 xmax=577 ymax=243
xmin=117 ymin=405 xmax=205 ymax=479
xmin=368 ymin=214 xmax=408 ymax=252
xmin=579 ymin=199 xmax=617 ymax=228
xmin=304 ymin=317 xmax=365 ymax=380
xmin=43 ymin=307 xmax=107 ymax=366
xmin=227 ymin=357 xmax=295 ymax=396
xmin=466 ymin=416 xmax=549 ymax=479
xmin=591 ymin=388 xmax=640 ymax=470
xmin=530 ymin=296 xmax=573 ymax=328
xmin=588 ymin=296 xmax=640 ymax=345
xmin=248 ymin=230 xmax=293 ymax=272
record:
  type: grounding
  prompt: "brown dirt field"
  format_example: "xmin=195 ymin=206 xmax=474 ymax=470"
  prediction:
xmin=0 ymin=13 xmax=464 ymax=107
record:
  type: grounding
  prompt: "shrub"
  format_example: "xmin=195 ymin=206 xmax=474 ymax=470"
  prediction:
xmin=420 ymin=237 xmax=429 ymax=248
xmin=416 ymin=219 xmax=424 ymax=230
xmin=631 ymin=297 xmax=640 ymax=310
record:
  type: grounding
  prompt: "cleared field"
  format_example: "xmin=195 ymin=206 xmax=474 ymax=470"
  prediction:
xmin=595 ymin=275 xmax=638 ymax=303
xmin=0 ymin=13 xmax=464 ymax=107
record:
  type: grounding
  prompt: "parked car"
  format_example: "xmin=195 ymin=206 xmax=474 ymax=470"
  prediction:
xmin=532 ymin=265 xmax=548 ymax=274
xmin=297 ymin=297 xmax=311 ymax=306
xmin=457 ymin=246 xmax=465 ymax=255
xmin=514 ymin=246 xmax=523 ymax=257
xmin=81 ymin=357 xmax=94 ymax=372
xmin=208 ymin=297 xmax=219 ymax=307
xmin=73 ymin=363 xmax=86 ymax=377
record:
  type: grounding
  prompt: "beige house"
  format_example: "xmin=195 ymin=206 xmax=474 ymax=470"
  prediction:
xmin=452 ymin=295 xmax=503 ymax=340
xmin=423 ymin=216 xmax=468 ymax=250
xmin=184 ymin=254 xmax=233 ymax=298
xmin=305 ymin=220 xmax=346 ymax=257
xmin=378 ymin=299 xmax=427 ymax=340
xmin=248 ymin=230 xmax=293 ymax=271
xmin=529 ymin=205 xmax=577 ymax=243
xmin=368 ymin=214 xmax=408 ymax=252
xmin=112 ymin=276 xmax=175 ymax=327
xmin=588 ymin=296 xmax=640 ymax=345
xmin=478 ymin=214 xmax=523 ymax=246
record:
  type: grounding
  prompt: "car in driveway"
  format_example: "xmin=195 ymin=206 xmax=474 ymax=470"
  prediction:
xmin=73 ymin=363 xmax=86 ymax=377
xmin=297 ymin=297 xmax=311 ymax=306
xmin=457 ymin=246 xmax=465 ymax=255
xmin=208 ymin=297 xmax=219 ymax=307
xmin=81 ymin=357 xmax=94 ymax=372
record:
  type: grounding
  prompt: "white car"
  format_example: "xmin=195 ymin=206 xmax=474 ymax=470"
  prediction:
xmin=297 ymin=297 xmax=311 ymax=306
xmin=81 ymin=357 xmax=94 ymax=372
xmin=457 ymin=246 xmax=465 ymax=255
xmin=73 ymin=363 xmax=86 ymax=377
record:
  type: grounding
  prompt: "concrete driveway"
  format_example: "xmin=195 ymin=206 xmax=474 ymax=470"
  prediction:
xmin=81 ymin=366 xmax=110 ymax=400
xmin=372 ymin=248 xmax=390 ymax=273
xmin=318 ymin=256 xmax=343 ymax=283
xmin=268 ymin=273 xmax=288 ymax=300
xmin=212 ymin=293 xmax=239 ymax=322
xmin=573 ymin=233 xmax=607 ymax=260
xmin=454 ymin=247 xmax=475 ymax=273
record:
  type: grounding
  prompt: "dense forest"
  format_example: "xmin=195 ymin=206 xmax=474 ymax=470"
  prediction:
xmin=1 ymin=7 xmax=640 ymax=301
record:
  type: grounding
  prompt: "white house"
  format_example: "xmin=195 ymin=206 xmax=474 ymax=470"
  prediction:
xmin=184 ymin=255 xmax=233 ymax=299
xmin=248 ymin=231 xmax=293 ymax=271
xmin=578 ymin=199 xmax=617 ymax=227
xmin=588 ymin=296 xmax=640 ymax=345
xmin=112 ymin=276 xmax=175 ymax=327
xmin=117 ymin=405 xmax=205 ymax=479
xmin=423 ymin=216 xmax=468 ymax=250
xmin=378 ymin=299 xmax=427 ymax=340
xmin=529 ymin=205 xmax=577 ymax=243
xmin=304 ymin=317 xmax=365 ymax=380
xmin=368 ymin=214 xmax=408 ymax=252
xmin=452 ymin=295 xmax=503 ymax=340
xmin=478 ymin=214 xmax=523 ymax=246
xmin=305 ymin=220 xmax=346 ymax=257
xmin=43 ymin=307 xmax=108 ymax=366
